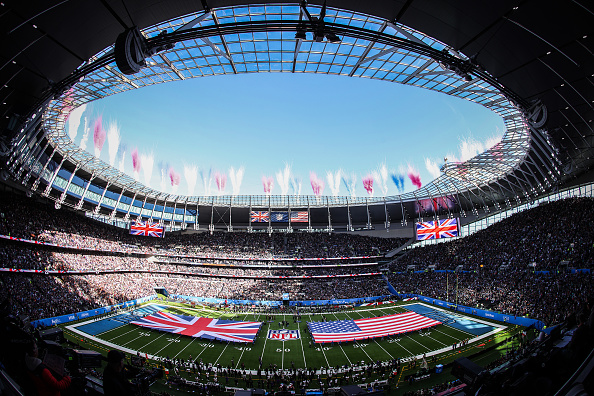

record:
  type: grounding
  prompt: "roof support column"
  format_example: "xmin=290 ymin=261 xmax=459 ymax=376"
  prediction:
xmin=58 ymin=163 xmax=80 ymax=205
xmin=109 ymin=188 xmax=126 ymax=221
xmin=19 ymin=138 xmax=50 ymax=182
xmin=75 ymin=172 xmax=96 ymax=210
xmin=31 ymin=148 xmax=57 ymax=192
xmin=93 ymin=182 xmax=112 ymax=215
xmin=41 ymin=156 xmax=67 ymax=197
xmin=123 ymin=192 xmax=138 ymax=221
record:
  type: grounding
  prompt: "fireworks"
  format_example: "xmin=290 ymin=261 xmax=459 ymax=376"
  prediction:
xmin=262 ymin=176 xmax=274 ymax=195
xmin=408 ymin=166 xmax=422 ymax=189
xmin=309 ymin=172 xmax=325 ymax=196
xmin=229 ymin=166 xmax=245 ymax=196
xmin=390 ymin=172 xmax=405 ymax=193
xmin=362 ymin=174 xmax=374 ymax=195
xmin=215 ymin=171 xmax=227 ymax=194
xmin=342 ymin=173 xmax=357 ymax=198
xmin=141 ymin=152 xmax=154 ymax=188
xmin=93 ymin=116 xmax=106 ymax=158
xmin=131 ymin=149 xmax=142 ymax=180
xmin=326 ymin=169 xmax=342 ymax=196
xmin=184 ymin=165 xmax=198 ymax=196
xmin=276 ymin=164 xmax=291 ymax=195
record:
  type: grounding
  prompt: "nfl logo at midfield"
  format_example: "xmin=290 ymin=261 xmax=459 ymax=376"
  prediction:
xmin=268 ymin=329 xmax=300 ymax=340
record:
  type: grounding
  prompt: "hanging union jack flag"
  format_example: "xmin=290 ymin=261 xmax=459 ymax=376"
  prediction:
xmin=416 ymin=218 xmax=459 ymax=240
xmin=250 ymin=211 xmax=269 ymax=223
xmin=130 ymin=220 xmax=164 ymax=237
xmin=308 ymin=311 xmax=441 ymax=343
xmin=131 ymin=311 xmax=262 ymax=343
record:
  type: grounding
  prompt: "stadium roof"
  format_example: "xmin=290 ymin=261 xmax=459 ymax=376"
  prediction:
xmin=0 ymin=0 xmax=592 ymax=229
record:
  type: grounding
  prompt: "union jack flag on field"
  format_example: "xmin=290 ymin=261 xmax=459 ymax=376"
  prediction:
xmin=290 ymin=211 xmax=309 ymax=222
xmin=130 ymin=220 xmax=164 ymax=238
xmin=131 ymin=311 xmax=262 ymax=343
xmin=250 ymin=211 xmax=269 ymax=223
xmin=308 ymin=311 xmax=441 ymax=343
xmin=416 ymin=218 xmax=459 ymax=240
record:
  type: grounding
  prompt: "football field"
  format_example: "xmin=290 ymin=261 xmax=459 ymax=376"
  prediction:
xmin=64 ymin=299 xmax=510 ymax=378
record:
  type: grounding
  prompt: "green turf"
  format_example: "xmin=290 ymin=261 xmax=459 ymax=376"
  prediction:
xmin=62 ymin=300 xmax=522 ymax=395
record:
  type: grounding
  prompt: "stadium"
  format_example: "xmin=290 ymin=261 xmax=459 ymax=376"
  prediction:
xmin=0 ymin=1 xmax=593 ymax=396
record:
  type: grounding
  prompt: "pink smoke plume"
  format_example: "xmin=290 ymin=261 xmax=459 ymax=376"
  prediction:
xmin=362 ymin=175 xmax=374 ymax=195
xmin=262 ymin=176 xmax=274 ymax=194
xmin=215 ymin=172 xmax=227 ymax=192
xmin=93 ymin=116 xmax=106 ymax=151
xmin=310 ymin=172 xmax=325 ymax=196
xmin=169 ymin=167 xmax=181 ymax=186
xmin=131 ymin=149 xmax=141 ymax=173
xmin=408 ymin=170 xmax=422 ymax=189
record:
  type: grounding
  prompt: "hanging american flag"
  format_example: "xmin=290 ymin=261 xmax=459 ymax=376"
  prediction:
xmin=130 ymin=220 xmax=164 ymax=238
xmin=416 ymin=218 xmax=459 ymax=240
xmin=308 ymin=311 xmax=441 ymax=343
xmin=250 ymin=211 xmax=269 ymax=223
xmin=131 ymin=311 xmax=261 ymax=343
xmin=290 ymin=211 xmax=309 ymax=222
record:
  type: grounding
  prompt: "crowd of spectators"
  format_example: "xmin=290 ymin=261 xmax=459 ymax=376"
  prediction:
xmin=388 ymin=270 xmax=593 ymax=325
xmin=394 ymin=197 xmax=594 ymax=272
xmin=0 ymin=194 xmax=405 ymax=259
xmin=1 ymin=193 xmax=593 ymax=328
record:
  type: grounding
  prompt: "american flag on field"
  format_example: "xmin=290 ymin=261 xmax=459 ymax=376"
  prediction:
xmin=290 ymin=211 xmax=308 ymax=222
xmin=307 ymin=311 xmax=441 ymax=343
xmin=130 ymin=311 xmax=261 ymax=343
xmin=416 ymin=218 xmax=458 ymax=240
xmin=250 ymin=211 xmax=269 ymax=223
xmin=130 ymin=220 xmax=164 ymax=238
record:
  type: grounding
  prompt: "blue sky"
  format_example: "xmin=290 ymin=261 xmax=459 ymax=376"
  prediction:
xmin=67 ymin=72 xmax=504 ymax=197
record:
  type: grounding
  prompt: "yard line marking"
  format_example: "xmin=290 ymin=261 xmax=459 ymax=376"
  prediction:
xmin=405 ymin=334 xmax=432 ymax=352
xmin=423 ymin=332 xmax=449 ymax=347
xmin=137 ymin=332 xmax=166 ymax=350
xmin=154 ymin=335 xmax=181 ymax=356
xmin=214 ymin=342 xmax=230 ymax=366
xmin=353 ymin=340 xmax=374 ymax=363
xmin=106 ymin=327 xmax=138 ymax=341
xmin=282 ymin=313 xmax=286 ymax=371
xmin=173 ymin=334 xmax=198 ymax=359
xmin=331 ymin=313 xmax=352 ymax=366
xmin=122 ymin=334 xmax=146 ymax=346
xmin=235 ymin=313 xmax=256 ymax=370
xmin=372 ymin=339 xmax=394 ymax=359
xmin=308 ymin=314 xmax=329 ymax=367
xmin=298 ymin=320 xmax=307 ymax=368
xmin=195 ymin=340 xmax=215 ymax=359
xmin=431 ymin=327 xmax=462 ymax=341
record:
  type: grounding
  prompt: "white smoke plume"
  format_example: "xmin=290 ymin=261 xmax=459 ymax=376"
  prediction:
xmin=184 ymin=164 xmax=198 ymax=196
xmin=141 ymin=152 xmax=154 ymax=188
xmin=67 ymin=104 xmax=86 ymax=141
xmin=326 ymin=169 xmax=342 ymax=196
xmin=229 ymin=166 xmax=245 ymax=196
xmin=106 ymin=121 xmax=120 ymax=166
xmin=79 ymin=117 xmax=90 ymax=150
xmin=276 ymin=164 xmax=291 ymax=195
xmin=425 ymin=158 xmax=442 ymax=179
